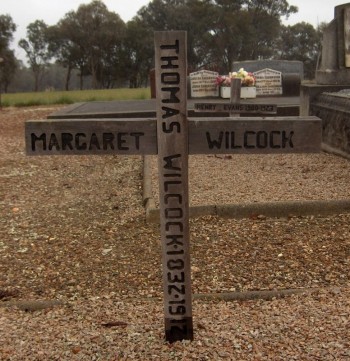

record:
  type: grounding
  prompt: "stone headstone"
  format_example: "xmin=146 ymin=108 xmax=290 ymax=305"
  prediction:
xmin=253 ymin=68 xmax=283 ymax=96
xmin=232 ymin=60 xmax=303 ymax=96
xmin=233 ymin=60 xmax=304 ymax=78
xmin=189 ymin=70 xmax=219 ymax=98
xmin=344 ymin=7 xmax=350 ymax=67
xmin=301 ymin=4 xmax=350 ymax=116
xmin=316 ymin=3 xmax=350 ymax=84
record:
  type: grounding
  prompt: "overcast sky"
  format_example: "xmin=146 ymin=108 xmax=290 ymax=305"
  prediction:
xmin=1 ymin=0 xmax=348 ymax=62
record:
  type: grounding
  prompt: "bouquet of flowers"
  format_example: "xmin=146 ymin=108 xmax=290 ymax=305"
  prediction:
xmin=215 ymin=68 xmax=256 ymax=87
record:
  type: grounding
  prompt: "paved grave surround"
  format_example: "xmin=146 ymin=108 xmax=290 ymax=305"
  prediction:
xmin=311 ymin=90 xmax=350 ymax=158
xmin=49 ymin=96 xmax=300 ymax=119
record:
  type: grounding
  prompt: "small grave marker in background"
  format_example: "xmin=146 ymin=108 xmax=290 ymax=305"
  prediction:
xmin=189 ymin=70 xmax=219 ymax=98
xmin=254 ymin=68 xmax=283 ymax=96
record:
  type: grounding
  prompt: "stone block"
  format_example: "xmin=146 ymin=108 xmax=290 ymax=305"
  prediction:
xmin=311 ymin=90 xmax=350 ymax=155
xmin=233 ymin=60 xmax=304 ymax=78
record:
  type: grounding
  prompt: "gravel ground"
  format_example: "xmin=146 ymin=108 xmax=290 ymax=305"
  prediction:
xmin=0 ymin=106 xmax=349 ymax=360
xmin=149 ymin=153 xmax=350 ymax=206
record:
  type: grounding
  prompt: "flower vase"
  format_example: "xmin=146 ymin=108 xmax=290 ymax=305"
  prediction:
xmin=241 ymin=86 xmax=256 ymax=99
xmin=220 ymin=86 xmax=256 ymax=99
xmin=220 ymin=86 xmax=231 ymax=99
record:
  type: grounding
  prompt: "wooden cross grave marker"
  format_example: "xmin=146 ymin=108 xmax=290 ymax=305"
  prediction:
xmin=25 ymin=31 xmax=322 ymax=343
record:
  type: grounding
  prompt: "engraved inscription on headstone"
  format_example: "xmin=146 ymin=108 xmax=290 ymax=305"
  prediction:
xmin=345 ymin=7 xmax=350 ymax=67
xmin=189 ymin=70 xmax=219 ymax=98
xmin=254 ymin=68 xmax=282 ymax=96
xmin=194 ymin=102 xmax=277 ymax=114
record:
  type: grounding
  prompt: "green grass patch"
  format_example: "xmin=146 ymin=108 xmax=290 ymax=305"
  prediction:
xmin=1 ymin=88 xmax=151 ymax=107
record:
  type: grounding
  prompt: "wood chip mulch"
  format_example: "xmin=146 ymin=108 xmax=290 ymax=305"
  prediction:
xmin=0 ymin=106 xmax=349 ymax=360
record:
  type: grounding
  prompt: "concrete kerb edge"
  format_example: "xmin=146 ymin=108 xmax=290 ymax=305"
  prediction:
xmin=216 ymin=199 xmax=350 ymax=219
xmin=142 ymin=156 xmax=350 ymax=223
xmin=0 ymin=286 xmax=344 ymax=308
xmin=322 ymin=142 xmax=350 ymax=161
xmin=0 ymin=299 xmax=64 ymax=311
xmin=193 ymin=286 xmax=343 ymax=302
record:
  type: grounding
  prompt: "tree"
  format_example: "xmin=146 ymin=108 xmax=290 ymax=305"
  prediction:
xmin=18 ymin=20 xmax=52 ymax=91
xmin=0 ymin=14 xmax=16 ymax=51
xmin=0 ymin=49 xmax=17 ymax=92
xmin=54 ymin=1 xmax=126 ymax=89
xmin=204 ymin=0 xmax=298 ymax=71
xmin=134 ymin=0 xmax=299 ymax=73
xmin=277 ymin=22 xmax=323 ymax=79
xmin=243 ymin=0 xmax=298 ymax=59
xmin=123 ymin=19 xmax=154 ymax=87
xmin=46 ymin=23 xmax=87 ymax=90
xmin=200 ymin=2 xmax=251 ymax=72
xmin=244 ymin=0 xmax=298 ymax=18
xmin=0 ymin=14 xmax=17 ymax=93
xmin=135 ymin=0 xmax=213 ymax=71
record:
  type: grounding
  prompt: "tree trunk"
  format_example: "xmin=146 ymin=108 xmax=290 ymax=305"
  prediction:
xmin=34 ymin=72 xmax=39 ymax=92
xmin=79 ymin=73 xmax=83 ymax=90
xmin=65 ymin=66 xmax=72 ymax=91
xmin=79 ymin=66 xmax=84 ymax=90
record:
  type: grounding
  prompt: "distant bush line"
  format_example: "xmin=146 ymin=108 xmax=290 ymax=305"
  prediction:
xmin=1 ymin=88 xmax=151 ymax=107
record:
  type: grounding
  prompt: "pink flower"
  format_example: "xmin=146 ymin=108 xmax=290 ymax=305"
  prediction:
xmin=215 ymin=69 xmax=256 ymax=87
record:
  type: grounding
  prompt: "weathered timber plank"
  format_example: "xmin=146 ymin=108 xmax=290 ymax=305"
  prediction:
xmin=25 ymin=118 xmax=157 ymax=155
xmin=154 ymin=31 xmax=193 ymax=342
xmin=26 ymin=116 xmax=321 ymax=156
xmin=189 ymin=116 xmax=322 ymax=154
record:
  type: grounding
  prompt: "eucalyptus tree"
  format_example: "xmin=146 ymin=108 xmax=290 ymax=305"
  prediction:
xmin=19 ymin=20 xmax=52 ymax=91
xmin=135 ymin=0 xmax=299 ymax=73
xmin=202 ymin=0 xmax=298 ymax=71
xmin=48 ymin=0 xmax=126 ymax=89
xmin=242 ymin=0 xmax=298 ymax=59
xmin=0 ymin=14 xmax=17 ymax=92
xmin=0 ymin=49 xmax=17 ymax=92
xmin=70 ymin=0 xmax=126 ymax=89
xmin=199 ymin=0 xmax=249 ymax=72
xmin=46 ymin=23 xmax=86 ymax=90
xmin=135 ymin=0 xmax=212 ymax=71
xmin=0 ymin=14 xmax=16 ymax=52
xmin=123 ymin=18 xmax=154 ymax=87
xmin=277 ymin=22 xmax=324 ymax=79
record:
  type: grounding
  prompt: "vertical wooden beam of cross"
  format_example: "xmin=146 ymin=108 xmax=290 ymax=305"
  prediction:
xmin=154 ymin=31 xmax=193 ymax=342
